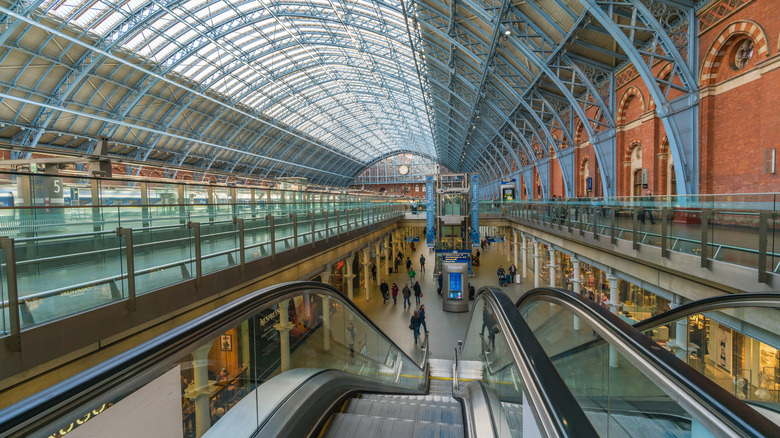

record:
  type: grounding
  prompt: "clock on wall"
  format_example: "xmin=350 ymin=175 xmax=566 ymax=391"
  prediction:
xmin=398 ymin=165 xmax=409 ymax=175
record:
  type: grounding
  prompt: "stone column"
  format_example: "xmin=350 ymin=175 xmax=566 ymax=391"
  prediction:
xmin=671 ymin=294 xmax=689 ymax=362
xmin=505 ymin=230 xmax=512 ymax=262
xmin=344 ymin=255 xmax=355 ymax=301
xmin=362 ymin=247 xmax=370 ymax=301
xmin=607 ymin=274 xmax=620 ymax=368
xmin=392 ymin=230 xmax=398 ymax=268
xmin=522 ymin=234 xmax=528 ymax=279
xmin=320 ymin=270 xmax=332 ymax=351
xmin=572 ymin=258 xmax=581 ymax=331
xmin=533 ymin=240 xmax=540 ymax=289
xmin=275 ymin=299 xmax=294 ymax=372
xmin=192 ymin=344 xmax=212 ymax=438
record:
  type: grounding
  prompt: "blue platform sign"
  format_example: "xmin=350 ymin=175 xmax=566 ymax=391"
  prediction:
xmin=404 ymin=236 xmax=420 ymax=242
xmin=471 ymin=174 xmax=479 ymax=247
xmin=426 ymin=176 xmax=434 ymax=247
xmin=486 ymin=236 xmax=504 ymax=243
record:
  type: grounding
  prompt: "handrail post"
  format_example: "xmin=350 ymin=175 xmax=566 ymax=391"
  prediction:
xmin=116 ymin=227 xmax=136 ymax=311
xmin=233 ymin=217 xmax=245 ymax=273
xmin=632 ymin=207 xmax=639 ymax=250
xmin=1 ymin=237 xmax=21 ymax=352
xmin=609 ymin=207 xmax=616 ymax=244
xmin=592 ymin=205 xmax=598 ymax=239
xmin=267 ymin=214 xmax=276 ymax=261
xmin=310 ymin=212 xmax=316 ymax=249
xmin=700 ymin=210 xmax=711 ymax=268
xmin=291 ymin=213 xmax=298 ymax=254
xmin=324 ymin=210 xmax=329 ymax=243
xmin=661 ymin=207 xmax=670 ymax=258
xmin=188 ymin=222 xmax=202 ymax=288
xmin=336 ymin=210 xmax=341 ymax=236
xmin=758 ymin=212 xmax=771 ymax=283
xmin=345 ymin=209 xmax=350 ymax=234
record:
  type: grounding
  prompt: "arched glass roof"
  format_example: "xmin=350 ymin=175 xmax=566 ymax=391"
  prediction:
xmin=0 ymin=0 xmax=700 ymax=194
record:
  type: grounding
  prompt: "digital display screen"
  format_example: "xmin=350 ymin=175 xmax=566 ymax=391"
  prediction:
xmin=450 ymin=272 xmax=461 ymax=291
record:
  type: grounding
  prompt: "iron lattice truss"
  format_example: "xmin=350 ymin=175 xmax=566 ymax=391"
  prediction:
xmin=0 ymin=0 xmax=700 ymax=194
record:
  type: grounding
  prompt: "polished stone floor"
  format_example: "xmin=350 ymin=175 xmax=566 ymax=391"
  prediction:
xmin=350 ymin=238 xmax=533 ymax=363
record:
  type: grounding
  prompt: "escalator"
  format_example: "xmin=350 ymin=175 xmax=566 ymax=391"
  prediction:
xmin=516 ymin=288 xmax=780 ymax=437
xmin=0 ymin=282 xmax=595 ymax=438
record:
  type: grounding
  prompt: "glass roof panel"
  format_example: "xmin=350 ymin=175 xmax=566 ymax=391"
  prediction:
xmin=42 ymin=0 xmax=436 ymax=165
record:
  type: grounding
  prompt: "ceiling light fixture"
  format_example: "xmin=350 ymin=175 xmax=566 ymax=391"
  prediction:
xmin=504 ymin=28 xmax=511 ymax=37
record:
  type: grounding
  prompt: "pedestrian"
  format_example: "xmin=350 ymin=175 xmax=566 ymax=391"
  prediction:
xmin=476 ymin=249 xmax=480 ymax=258
xmin=405 ymin=257 xmax=412 ymax=271
xmin=413 ymin=281 xmax=422 ymax=305
xmin=380 ymin=280 xmax=389 ymax=304
xmin=487 ymin=313 xmax=497 ymax=352
xmin=437 ymin=273 xmax=443 ymax=295
xmin=497 ymin=265 xmax=506 ymax=286
xmin=391 ymin=283 xmax=399 ymax=305
xmin=481 ymin=305 xmax=490 ymax=336
xmin=410 ymin=310 xmax=422 ymax=345
xmin=402 ymin=284 xmax=412 ymax=309
xmin=408 ymin=267 xmax=416 ymax=284
xmin=508 ymin=263 xmax=517 ymax=283
xmin=397 ymin=250 xmax=403 ymax=261
xmin=419 ymin=304 xmax=428 ymax=333
xmin=419 ymin=254 xmax=426 ymax=273
xmin=346 ymin=322 xmax=356 ymax=358
xmin=394 ymin=257 xmax=400 ymax=273
xmin=480 ymin=239 xmax=485 ymax=250
xmin=371 ymin=264 xmax=377 ymax=281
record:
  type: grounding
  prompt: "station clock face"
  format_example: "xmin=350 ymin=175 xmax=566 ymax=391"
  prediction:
xmin=398 ymin=165 xmax=410 ymax=175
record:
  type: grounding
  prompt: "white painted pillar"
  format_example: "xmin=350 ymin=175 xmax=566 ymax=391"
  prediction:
xmin=533 ymin=240 xmax=540 ymax=289
xmin=548 ymin=247 xmax=557 ymax=288
xmin=671 ymin=294 xmax=689 ymax=362
xmin=506 ymin=230 xmax=512 ymax=262
xmin=344 ymin=256 xmax=355 ymax=301
xmin=192 ymin=344 xmax=212 ymax=438
xmin=320 ymin=271 xmax=332 ymax=351
xmin=513 ymin=230 xmax=518 ymax=278
xmin=572 ymin=258 xmax=581 ymax=331
xmin=521 ymin=234 xmax=528 ymax=279
xmin=375 ymin=240 xmax=382 ymax=286
xmin=384 ymin=234 xmax=390 ymax=276
xmin=392 ymin=230 xmax=398 ymax=267
xmin=362 ymin=247 xmax=370 ymax=301
xmin=275 ymin=299 xmax=294 ymax=372
xmin=607 ymin=274 xmax=620 ymax=368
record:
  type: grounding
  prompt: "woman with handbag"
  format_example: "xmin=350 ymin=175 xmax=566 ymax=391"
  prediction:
xmin=410 ymin=311 xmax=422 ymax=345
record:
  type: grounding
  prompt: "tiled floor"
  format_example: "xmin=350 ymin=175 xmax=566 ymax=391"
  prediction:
xmin=350 ymin=238 xmax=534 ymax=363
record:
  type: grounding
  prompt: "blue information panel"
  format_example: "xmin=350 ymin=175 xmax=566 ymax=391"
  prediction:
xmin=449 ymin=272 xmax=462 ymax=299
xmin=426 ymin=175 xmax=435 ymax=247
xmin=471 ymin=174 xmax=479 ymax=247
xmin=486 ymin=236 xmax=504 ymax=243
xmin=404 ymin=236 xmax=420 ymax=242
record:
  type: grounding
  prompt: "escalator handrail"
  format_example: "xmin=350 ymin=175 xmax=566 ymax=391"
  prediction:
xmin=470 ymin=287 xmax=599 ymax=437
xmin=516 ymin=288 xmax=780 ymax=438
xmin=0 ymin=281 xmax=425 ymax=437
xmin=634 ymin=292 xmax=780 ymax=332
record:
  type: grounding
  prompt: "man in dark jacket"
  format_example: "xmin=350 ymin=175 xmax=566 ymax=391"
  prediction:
xmin=379 ymin=281 xmax=389 ymax=304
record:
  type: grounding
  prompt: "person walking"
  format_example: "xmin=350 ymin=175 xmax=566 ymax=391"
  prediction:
xmin=508 ymin=264 xmax=517 ymax=283
xmin=413 ymin=281 xmax=422 ymax=305
xmin=405 ymin=257 xmax=412 ymax=271
xmin=410 ymin=311 xmax=422 ymax=345
xmin=371 ymin=264 xmax=377 ymax=282
xmin=346 ymin=322 xmax=356 ymax=358
xmin=419 ymin=254 xmax=426 ymax=274
xmin=497 ymin=265 xmax=506 ymax=286
xmin=394 ymin=257 xmax=400 ymax=274
xmin=408 ymin=267 xmax=416 ymax=285
xmin=391 ymin=283 xmax=399 ymax=305
xmin=419 ymin=304 xmax=428 ymax=333
xmin=402 ymin=284 xmax=412 ymax=309
xmin=379 ymin=280 xmax=389 ymax=304
xmin=481 ymin=305 xmax=490 ymax=337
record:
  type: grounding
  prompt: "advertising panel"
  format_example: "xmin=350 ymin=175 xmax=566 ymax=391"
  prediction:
xmin=426 ymin=176 xmax=434 ymax=247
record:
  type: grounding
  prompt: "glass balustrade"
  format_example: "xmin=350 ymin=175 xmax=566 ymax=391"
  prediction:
xmin=518 ymin=300 xmax=712 ymax=436
xmin=0 ymin=284 xmax=426 ymax=438
xmin=0 ymin=202 xmax=404 ymax=333
xmin=484 ymin=193 xmax=779 ymax=275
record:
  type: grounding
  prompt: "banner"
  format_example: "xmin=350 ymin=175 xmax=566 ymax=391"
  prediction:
xmin=471 ymin=174 xmax=479 ymax=247
xmin=404 ymin=236 xmax=420 ymax=242
xmin=486 ymin=236 xmax=504 ymax=243
xmin=426 ymin=175 xmax=435 ymax=247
